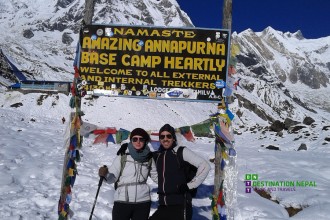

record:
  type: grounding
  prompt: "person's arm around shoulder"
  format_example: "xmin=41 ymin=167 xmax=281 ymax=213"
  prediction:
xmin=149 ymin=156 xmax=158 ymax=184
xmin=182 ymin=147 xmax=211 ymax=189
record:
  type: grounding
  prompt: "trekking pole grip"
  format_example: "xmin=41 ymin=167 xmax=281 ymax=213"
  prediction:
xmin=99 ymin=165 xmax=107 ymax=186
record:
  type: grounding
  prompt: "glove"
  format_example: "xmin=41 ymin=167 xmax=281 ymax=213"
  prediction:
xmin=99 ymin=166 xmax=108 ymax=178
xmin=178 ymin=183 xmax=190 ymax=194
xmin=117 ymin=143 xmax=128 ymax=156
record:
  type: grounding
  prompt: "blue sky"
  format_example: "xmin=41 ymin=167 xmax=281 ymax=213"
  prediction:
xmin=177 ymin=0 xmax=330 ymax=39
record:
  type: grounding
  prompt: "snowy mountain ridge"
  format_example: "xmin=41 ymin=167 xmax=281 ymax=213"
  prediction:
xmin=1 ymin=0 xmax=330 ymax=125
xmin=231 ymin=26 xmax=330 ymax=123
xmin=0 ymin=0 xmax=192 ymax=81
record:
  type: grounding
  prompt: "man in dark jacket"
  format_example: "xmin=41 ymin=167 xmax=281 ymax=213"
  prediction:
xmin=149 ymin=124 xmax=210 ymax=220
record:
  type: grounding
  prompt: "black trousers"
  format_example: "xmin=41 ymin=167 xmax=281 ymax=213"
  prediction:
xmin=149 ymin=203 xmax=193 ymax=220
xmin=112 ymin=201 xmax=151 ymax=220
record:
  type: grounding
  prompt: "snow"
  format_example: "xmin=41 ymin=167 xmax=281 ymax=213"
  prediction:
xmin=1 ymin=90 xmax=330 ymax=220
xmin=1 ymin=0 xmax=330 ymax=219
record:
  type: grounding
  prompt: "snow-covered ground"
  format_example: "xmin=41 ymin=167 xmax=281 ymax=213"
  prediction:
xmin=0 ymin=91 xmax=330 ymax=220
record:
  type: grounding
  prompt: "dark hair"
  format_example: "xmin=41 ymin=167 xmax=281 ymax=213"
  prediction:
xmin=159 ymin=124 xmax=177 ymax=141
xmin=130 ymin=128 xmax=150 ymax=143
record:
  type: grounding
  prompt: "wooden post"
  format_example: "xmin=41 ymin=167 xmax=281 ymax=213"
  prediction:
xmin=58 ymin=1 xmax=94 ymax=219
xmin=213 ymin=0 xmax=232 ymax=196
xmin=213 ymin=134 xmax=222 ymax=195
xmin=84 ymin=0 xmax=95 ymax=25
xmin=222 ymin=0 xmax=233 ymax=30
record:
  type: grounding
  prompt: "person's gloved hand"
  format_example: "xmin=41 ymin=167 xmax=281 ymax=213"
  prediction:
xmin=99 ymin=166 xmax=108 ymax=178
xmin=178 ymin=183 xmax=190 ymax=194
xmin=117 ymin=143 xmax=128 ymax=156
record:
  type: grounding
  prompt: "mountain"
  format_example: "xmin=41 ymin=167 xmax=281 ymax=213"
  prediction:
xmin=0 ymin=0 xmax=192 ymax=83
xmin=1 ymin=0 xmax=330 ymax=126
xmin=1 ymin=1 xmax=330 ymax=219
xmin=232 ymin=27 xmax=330 ymax=119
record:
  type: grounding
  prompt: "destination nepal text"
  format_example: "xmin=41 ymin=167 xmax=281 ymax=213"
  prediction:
xmin=252 ymin=181 xmax=316 ymax=187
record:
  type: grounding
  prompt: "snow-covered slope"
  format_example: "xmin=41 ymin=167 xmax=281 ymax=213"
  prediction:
xmin=1 ymin=91 xmax=330 ymax=219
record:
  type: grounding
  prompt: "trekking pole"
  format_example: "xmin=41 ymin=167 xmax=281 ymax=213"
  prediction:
xmin=89 ymin=167 xmax=106 ymax=220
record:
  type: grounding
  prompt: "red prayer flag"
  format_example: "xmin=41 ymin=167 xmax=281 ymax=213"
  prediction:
xmin=93 ymin=127 xmax=117 ymax=135
xmin=93 ymin=133 xmax=109 ymax=144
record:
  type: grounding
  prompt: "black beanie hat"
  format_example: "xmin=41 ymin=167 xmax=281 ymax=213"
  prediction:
xmin=159 ymin=124 xmax=177 ymax=141
xmin=130 ymin=128 xmax=150 ymax=142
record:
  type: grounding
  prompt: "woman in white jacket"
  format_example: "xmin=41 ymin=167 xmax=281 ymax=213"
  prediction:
xmin=99 ymin=128 xmax=158 ymax=220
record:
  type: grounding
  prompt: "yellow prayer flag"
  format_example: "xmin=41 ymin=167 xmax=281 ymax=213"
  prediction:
xmin=231 ymin=44 xmax=240 ymax=56
xmin=222 ymin=151 xmax=228 ymax=160
xmin=68 ymin=168 xmax=74 ymax=176
xmin=60 ymin=210 xmax=67 ymax=217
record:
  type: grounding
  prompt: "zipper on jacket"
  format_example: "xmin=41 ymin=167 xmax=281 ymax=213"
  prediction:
xmin=162 ymin=151 xmax=167 ymax=205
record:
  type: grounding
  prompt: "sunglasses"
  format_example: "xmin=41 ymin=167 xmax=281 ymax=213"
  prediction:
xmin=160 ymin=134 xmax=173 ymax=140
xmin=132 ymin=137 xmax=146 ymax=143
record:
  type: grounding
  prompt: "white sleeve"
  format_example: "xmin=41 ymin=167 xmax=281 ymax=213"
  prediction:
xmin=105 ymin=173 xmax=116 ymax=184
xmin=182 ymin=147 xmax=211 ymax=189
xmin=104 ymin=155 xmax=121 ymax=184
xmin=149 ymin=158 xmax=158 ymax=184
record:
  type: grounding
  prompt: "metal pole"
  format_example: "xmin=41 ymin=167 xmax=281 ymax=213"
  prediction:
xmin=89 ymin=177 xmax=104 ymax=220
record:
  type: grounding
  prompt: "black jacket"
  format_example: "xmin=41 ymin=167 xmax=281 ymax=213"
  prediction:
xmin=153 ymin=147 xmax=192 ymax=206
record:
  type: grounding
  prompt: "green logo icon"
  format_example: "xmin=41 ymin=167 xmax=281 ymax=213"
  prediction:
xmin=245 ymin=173 xmax=258 ymax=180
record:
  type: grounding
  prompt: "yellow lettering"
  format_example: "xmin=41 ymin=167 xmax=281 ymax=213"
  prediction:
xmin=164 ymin=56 xmax=226 ymax=71
xmin=82 ymin=37 xmax=91 ymax=48
xmin=150 ymin=40 xmax=221 ymax=54
xmin=80 ymin=52 xmax=117 ymax=65
xmin=113 ymin=28 xmax=196 ymax=38
xmin=121 ymin=55 xmax=162 ymax=68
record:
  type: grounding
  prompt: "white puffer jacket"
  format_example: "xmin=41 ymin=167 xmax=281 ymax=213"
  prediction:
xmin=104 ymin=152 xmax=158 ymax=203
